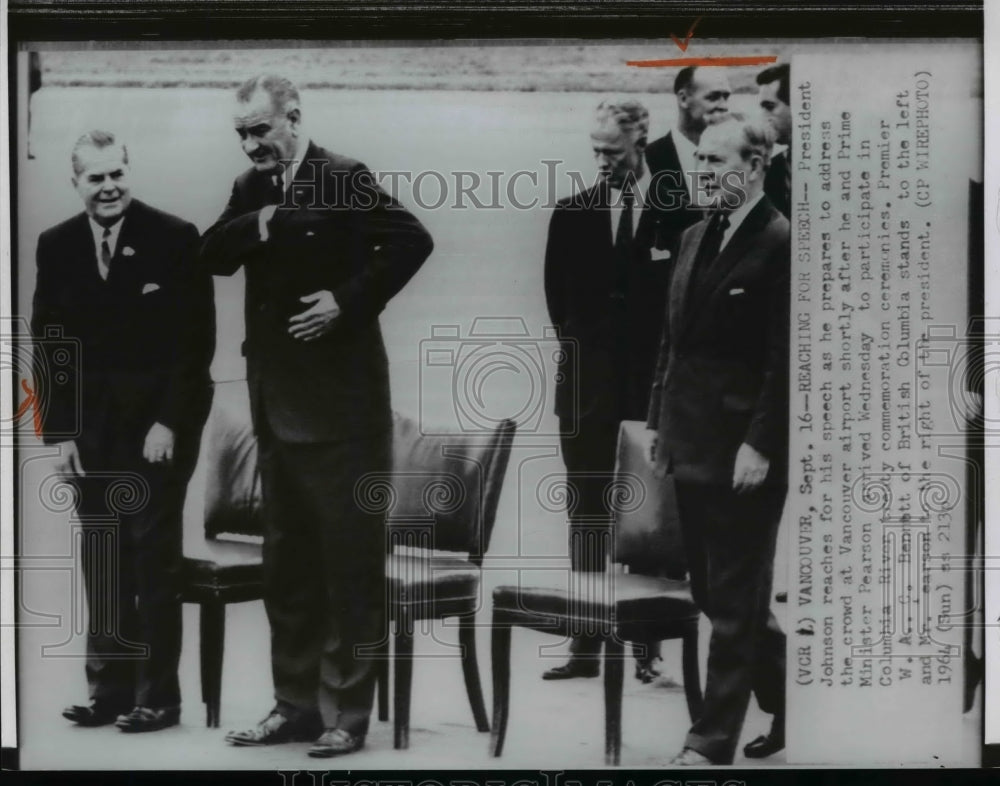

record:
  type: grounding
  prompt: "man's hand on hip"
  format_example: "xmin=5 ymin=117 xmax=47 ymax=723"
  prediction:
xmin=143 ymin=422 xmax=175 ymax=464
xmin=732 ymin=442 xmax=769 ymax=494
xmin=289 ymin=290 xmax=340 ymax=341
xmin=53 ymin=440 xmax=85 ymax=477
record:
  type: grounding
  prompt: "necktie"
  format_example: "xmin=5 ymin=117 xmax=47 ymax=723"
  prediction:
xmin=613 ymin=186 xmax=635 ymax=296
xmin=688 ymin=210 xmax=730 ymax=297
xmin=269 ymin=174 xmax=285 ymax=206
xmin=99 ymin=227 xmax=112 ymax=280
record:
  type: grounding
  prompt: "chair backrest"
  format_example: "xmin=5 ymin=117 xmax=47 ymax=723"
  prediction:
xmin=358 ymin=413 xmax=516 ymax=565
xmin=203 ymin=380 xmax=264 ymax=539
xmin=201 ymin=380 xmax=517 ymax=561
xmin=612 ymin=420 xmax=686 ymax=579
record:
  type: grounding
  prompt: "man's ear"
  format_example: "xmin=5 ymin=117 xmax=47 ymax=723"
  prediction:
xmin=635 ymin=135 xmax=648 ymax=156
xmin=287 ymin=106 xmax=302 ymax=131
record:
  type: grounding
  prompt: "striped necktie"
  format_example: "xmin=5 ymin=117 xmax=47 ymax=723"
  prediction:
xmin=98 ymin=227 xmax=112 ymax=280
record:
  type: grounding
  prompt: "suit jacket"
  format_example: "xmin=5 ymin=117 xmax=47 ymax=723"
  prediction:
xmin=764 ymin=150 xmax=791 ymax=219
xmin=31 ymin=199 xmax=215 ymax=463
xmin=644 ymin=131 xmax=706 ymax=246
xmin=544 ymin=180 xmax=673 ymax=424
xmin=200 ymin=141 xmax=433 ymax=443
xmin=647 ymin=195 xmax=790 ymax=486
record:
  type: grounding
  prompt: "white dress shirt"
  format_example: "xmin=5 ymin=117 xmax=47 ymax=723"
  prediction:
xmin=259 ymin=135 xmax=311 ymax=241
xmin=671 ymin=127 xmax=700 ymax=200
xmin=720 ymin=191 xmax=765 ymax=252
xmin=608 ymin=166 xmax=652 ymax=239
xmin=88 ymin=216 xmax=125 ymax=279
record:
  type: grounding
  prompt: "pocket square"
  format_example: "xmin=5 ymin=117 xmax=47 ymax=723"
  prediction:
xmin=650 ymin=248 xmax=672 ymax=262
xmin=122 ymin=246 xmax=136 ymax=257
xmin=729 ymin=288 xmax=746 ymax=295
xmin=306 ymin=230 xmax=315 ymax=236
xmin=142 ymin=283 xmax=161 ymax=295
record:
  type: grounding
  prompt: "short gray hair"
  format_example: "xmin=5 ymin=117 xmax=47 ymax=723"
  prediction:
xmin=711 ymin=115 xmax=775 ymax=168
xmin=71 ymin=130 xmax=128 ymax=175
xmin=236 ymin=73 xmax=301 ymax=114
xmin=594 ymin=99 xmax=650 ymax=144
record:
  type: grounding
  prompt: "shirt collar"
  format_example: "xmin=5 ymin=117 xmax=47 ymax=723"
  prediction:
xmin=672 ymin=127 xmax=699 ymax=196
xmin=88 ymin=215 xmax=125 ymax=256
xmin=279 ymin=135 xmax=311 ymax=189
xmin=672 ymin=127 xmax=698 ymax=166
xmin=610 ymin=165 xmax=652 ymax=205
xmin=720 ymin=190 xmax=765 ymax=248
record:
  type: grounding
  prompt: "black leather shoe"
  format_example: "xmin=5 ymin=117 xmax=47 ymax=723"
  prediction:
xmin=541 ymin=660 xmax=599 ymax=680
xmin=115 ymin=705 xmax=180 ymax=733
xmin=62 ymin=700 xmax=128 ymax=727
xmin=743 ymin=716 xmax=785 ymax=759
xmin=308 ymin=728 xmax=365 ymax=758
xmin=225 ymin=709 xmax=322 ymax=747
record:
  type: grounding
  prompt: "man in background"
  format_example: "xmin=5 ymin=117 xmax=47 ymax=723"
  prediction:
xmin=201 ymin=74 xmax=433 ymax=758
xmin=647 ymin=116 xmax=789 ymax=765
xmin=33 ymin=130 xmax=215 ymax=733
xmin=757 ymin=63 xmax=792 ymax=218
xmin=542 ymin=99 xmax=670 ymax=681
xmin=645 ymin=65 xmax=732 ymax=241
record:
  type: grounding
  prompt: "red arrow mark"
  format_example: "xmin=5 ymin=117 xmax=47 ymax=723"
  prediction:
xmin=671 ymin=17 xmax=702 ymax=53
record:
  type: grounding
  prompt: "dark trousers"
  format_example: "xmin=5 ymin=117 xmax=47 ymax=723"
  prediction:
xmin=74 ymin=426 xmax=198 ymax=710
xmin=674 ymin=480 xmax=786 ymax=764
xmin=257 ymin=423 xmax=390 ymax=736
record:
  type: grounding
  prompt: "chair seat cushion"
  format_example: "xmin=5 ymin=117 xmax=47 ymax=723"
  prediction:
xmin=492 ymin=572 xmax=697 ymax=625
xmin=182 ymin=538 xmax=263 ymax=593
xmin=386 ymin=553 xmax=480 ymax=605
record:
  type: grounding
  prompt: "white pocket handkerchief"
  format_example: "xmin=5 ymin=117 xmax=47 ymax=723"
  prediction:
xmin=306 ymin=230 xmax=316 ymax=236
xmin=729 ymin=288 xmax=745 ymax=296
xmin=650 ymin=248 xmax=672 ymax=262
xmin=122 ymin=246 xmax=136 ymax=257
xmin=142 ymin=283 xmax=161 ymax=295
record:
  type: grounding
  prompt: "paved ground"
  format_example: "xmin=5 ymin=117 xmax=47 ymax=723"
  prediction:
xmin=12 ymin=81 xmax=982 ymax=769
xmin=17 ymin=577 xmax=781 ymax=771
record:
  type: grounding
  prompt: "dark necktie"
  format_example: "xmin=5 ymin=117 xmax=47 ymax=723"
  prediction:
xmin=688 ymin=210 xmax=730 ymax=297
xmin=268 ymin=174 xmax=285 ymax=206
xmin=99 ymin=227 xmax=112 ymax=280
xmin=613 ymin=186 xmax=635 ymax=297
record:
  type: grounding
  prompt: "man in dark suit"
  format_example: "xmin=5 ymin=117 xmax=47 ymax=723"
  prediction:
xmin=200 ymin=74 xmax=433 ymax=758
xmin=757 ymin=63 xmax=792 ymax=218
xmin=647 ymin=116 xmax=789 ymax=765
xmin=645 ymin=65 xmax=731 ymax=241
xmin=630 ymin=65 xmax=732 ymax=682
xmin=32 ymin=130 xmax=215 ymax=733
xmin=542 ymin=99 xmax=673 ymax=681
